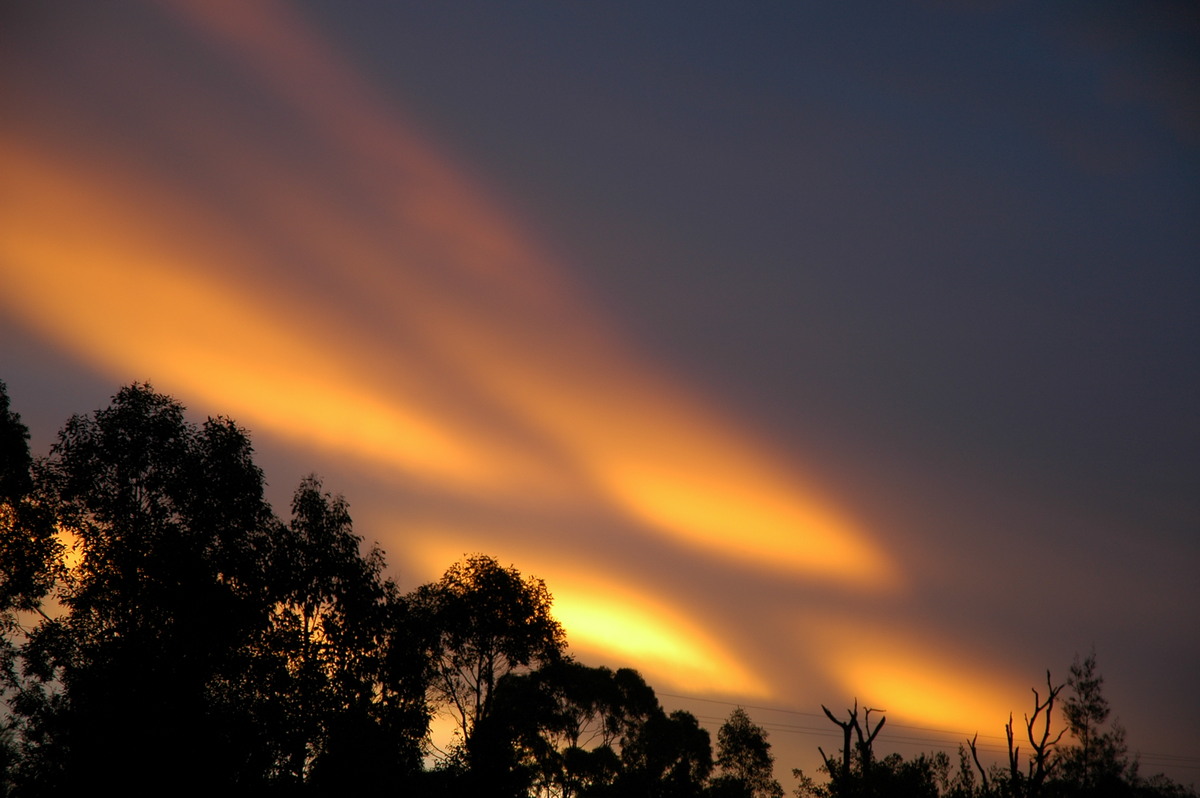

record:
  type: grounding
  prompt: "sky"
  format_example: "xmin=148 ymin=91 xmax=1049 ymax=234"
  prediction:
xmin=2 ymin=0 xmax=1198 ymax=783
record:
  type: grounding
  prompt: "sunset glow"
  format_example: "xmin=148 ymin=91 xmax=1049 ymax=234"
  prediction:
xmin=0 ymin=136 xmax=531 ymax=495
xmin=7 ymin=0 xmax=1194 ymax=780
xmin=810 ymin=620 xmax=1027 ymax=734
xmin=554 ymin=589 xmax=772 ymax=698
xmin=0 ymin=0 xmax=893 ymax=588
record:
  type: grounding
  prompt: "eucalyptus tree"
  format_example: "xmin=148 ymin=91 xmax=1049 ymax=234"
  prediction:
xmin=478 ymin=661 xmax=663 ymax=797
xmin=0 ymin=379 xmax=61 ymax=663
xmin=413 ymin=554 xmax=566 ymax=761
xmin=710 ymin=707 xmax=783 ymax=798
xmin=249 ymin=475 xmax=428 ymax=789
xmin=11 ymin=383 xmax=280 ymax=793
xmin=613 ymin=708 xmax=713 ymax=797
xmin=1 ymin=382 xmax=435 ymax=794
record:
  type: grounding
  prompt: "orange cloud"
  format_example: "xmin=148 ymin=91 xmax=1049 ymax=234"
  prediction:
xmin=0 ymin=133 xmax=557 ymax=499
xmin=805 ymin=618 xmax=1030 ymax=735
xmin=0 ymin=0 xmax=895 ymax=591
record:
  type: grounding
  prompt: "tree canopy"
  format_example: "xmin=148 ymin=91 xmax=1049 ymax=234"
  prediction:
xmin=0 ymin=381 xmax=1194 ymax=798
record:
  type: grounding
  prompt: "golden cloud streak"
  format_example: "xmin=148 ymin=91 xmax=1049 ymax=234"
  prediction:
xmin=807 ymin=619 xmax=1028 ymax=734
xmin=0 ymin=135 xmax=550 ymax=498
xmin=0 ymin=0 xmax=896 ymax=590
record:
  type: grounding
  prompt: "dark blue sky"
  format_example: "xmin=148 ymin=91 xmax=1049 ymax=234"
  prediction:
xmin=317 ymin=0 xmax=1199 ymax=504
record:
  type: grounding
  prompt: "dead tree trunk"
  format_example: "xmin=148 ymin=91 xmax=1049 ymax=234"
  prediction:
xmin=1006 ymin=713 xmax=1022 ymax=790
xmin=821 ymin=700 xmax=859 ymax=791
xmin=977 ymin=671 xmax=1065 ymax=798
xmin=855 ymin=706 xmax=886 ymax=783
xmin=968 ymin=733 xmax=990 ymax=794
xmin=1024 ymin=671 xmax=1066 ymax=796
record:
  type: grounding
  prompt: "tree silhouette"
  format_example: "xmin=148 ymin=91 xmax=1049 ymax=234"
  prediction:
xmin=613 ymin=707 xmax=712 ymax=797
xmin=963 ymin=671 xmax=1066 ymax=798
xmin=0 ymin=383 xmax=439 ymax=794
xmin=1056 ymin=651 xmax=1135 ymax=797
xmin=479 ymin=660 xmax=665 ymax=796
xmin=412 ymin=554 xmax=566 ymax=768
xmin=10 ymin=384 xmax=281 ymax=792
xmin=3 ymin=381 xmax=1199 ymax=798
xmin=0 ymin=381 xmax=62 ymax=794
xmin=235 ymin=475 xmax=426 ymax=789
xmin=806 ymin=700 xmax=887 ymax=796
xmin=710 ymin=707 xmax=783 ymax=798
xmin=0 ymin=379 xmax=61 ymax=655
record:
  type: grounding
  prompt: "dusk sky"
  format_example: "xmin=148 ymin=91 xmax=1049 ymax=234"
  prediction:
xmin=2 ymin=0 xmax=1198 ymax=782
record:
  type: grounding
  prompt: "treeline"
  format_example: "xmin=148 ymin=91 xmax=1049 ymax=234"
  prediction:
xmin=0 ymin=382 xmax=1194 ymax=798
xmin=795 ymin=653 xmax=1198 ymax=798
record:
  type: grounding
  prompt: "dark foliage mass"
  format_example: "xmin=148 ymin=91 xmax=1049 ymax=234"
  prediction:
xmin=0 ymin=382 xmax=1194 ymax=798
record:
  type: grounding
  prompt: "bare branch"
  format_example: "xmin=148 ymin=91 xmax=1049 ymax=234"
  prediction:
xmin=968 ymin=733 xmax=990 ymax=793
xmin=1006 ymin=713 xmax=1021 ymax=785
xmin=1024 ymin=671 xmax=1066 ymax=793
xmin=821 ymin=701 xmax=858 ymax=786
xmin=855 ymin=705 xmax=887 ymax=778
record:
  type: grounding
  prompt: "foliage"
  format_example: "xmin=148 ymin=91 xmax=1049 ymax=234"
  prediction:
xmin=0 ymin=380 xmax=61 ymax=659
xmin=794 ymin=745 xmax=961 ymax=798
xmin=2 ymin=381 xmax=1198 ymax=798
xmin=613 ymin=707 xmax=713 ymax=797
xmin=413 ymin=552 xmax=566 ymax=760
xmin=10 ymin=383 xmax=282 ymax=792
xmin=497 ymin=661 xmax=716 ymax=798
xmin=496 ymin=660 xmax=661 ymax=797
xmin=0 ymin=381 xmax=62 ymax=797
xmin=712 ymin=707 xmax=784 ymax=798
xmin=0 ymin=383 xmax=426 ymax=794
xmin=1055 ymin=650 xmax=1136 ymax=796
xmin=238 ymin=475 xmax=425 ymax=788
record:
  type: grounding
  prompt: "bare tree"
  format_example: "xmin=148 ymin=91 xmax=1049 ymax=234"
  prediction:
xmin=855 ymin=705 xmax=886 ymax=782
xmin=967 ymin=733 xmax=989 ymax=794
xmin=1024 ymin=672 xmax=1066 ymax=794
xmin=818 ymin=699 xmax=885 ymax=794
xmin=970 ymin=671 xmax=1064 ymax=798
xmin=819 ymin=701 xmax=858 ymax=788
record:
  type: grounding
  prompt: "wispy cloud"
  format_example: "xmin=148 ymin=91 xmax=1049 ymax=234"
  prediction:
xmin=1 ymin=0 xmax=897 ymax=696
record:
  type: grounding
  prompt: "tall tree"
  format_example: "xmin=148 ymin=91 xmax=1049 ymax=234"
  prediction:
xmin=1 ymin=383 xmax=433 ymax=794
xmin=12 ymin=383 xmax=279 ymax=793
xmin=1057 ymin=651 xmax=1133 ymax=796
xmin=244 ymin=475 xmax=426 ymax=789
xmin=412 ymin=554 xmax=566 ymax=766
xmin=710 ymin=707 xmax=783 ymax=798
